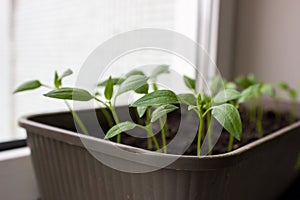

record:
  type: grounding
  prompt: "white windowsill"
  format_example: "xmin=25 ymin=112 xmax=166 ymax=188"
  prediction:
xmin=0 ymin=147 xmax=38 ymax=200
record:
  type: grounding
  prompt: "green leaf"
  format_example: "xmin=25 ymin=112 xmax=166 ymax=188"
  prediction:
xmin=235 ymin=74 xmax=257 ymax=89
xmin=197 ymin=93 xmax=202 ymax=106
xmin=212 ymin=104 xmax=242 ymax=140
xmin=150 ymin=64 xmax=170 ymax=79
xmin=97 ymin=78 xmax=124 ymax=87
xmin=238 ymin=84 xmax=261 ymax=104
xmin=126 ymin=69 xmax=145 ymax=77
xmin=131 ymin=90 xmax=178 ymax=107
xmin=214 ymin=89 xmax=241 ymax=104
xmin=60 ymin=69 xmax=73 ymax=80
xmin=104 ymin=122 xmax=137 ymax=139
xmin=225 ymin=82 xmax=237 ymax=89
xmin=94 ymin=91 xmax=101 ymax=96
xmin=277 ymin=82 xmax=289 ymax=90
xmin=44 ymin=87 xmax=94 ymax=101
xmin=104 ymin=76 xmax=114 ymax=100
xmin=135 ymin=84 xmax=149 ymax=94
xmin=210 ymin=76 xmax=223 ymax=94
xmin=54 ymin=71 xmax=61 ymax=88
xmin=54 ymin=69 xmax=73 ymax=89
xmin=247 ymin=74 xmax=257 ymax=83
xmin=117 ymin=75 xmax=149 ymax=96
xmin=261 ymin=84 xmax=275 ymax=96
xmin=183 ymin=75 xmax=196 ymax=90
xmin=289 ymin=89 xmax=298 ymax=100
xmin=137 ymin=106 xmax=147 ymax=118
xmin=151 ymin=105 xmax=178 ymax=123
xmin=14 ymin=80 xmax=42 ymax=93
xmin=177 ymin=93 xmax=196 ymax=106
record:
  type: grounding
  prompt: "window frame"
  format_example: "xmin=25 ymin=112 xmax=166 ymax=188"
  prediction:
xmin=0 ymin=0 xmax=222 ymax=145
xmin=0 ymin=0 xmax=15 ymax=142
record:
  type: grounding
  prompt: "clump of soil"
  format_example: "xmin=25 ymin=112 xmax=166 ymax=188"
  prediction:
xmin=98 ymin=105 xmax=295 ymax=155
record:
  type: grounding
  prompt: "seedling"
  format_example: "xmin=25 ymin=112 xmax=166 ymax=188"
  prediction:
xmin=104 ymin=65 xmax=174 ymax=153
xmin=14 ymin=69 xmax=89 ymax=135
xmin=17 ymin=68 xmax=293 ymax=156
xmin=94 ymin=73 xmax=150 ymax=143
xmin=14 ymin=69 xmax=149 ymax=142
xmin=235 ymin=74 xmax=275 ymax=138
xmin=139 ymin=75 xmax=242 ymax=156
xmin=277 ymin=82 xmax=299 ymax=122
xmin=234 ymin=74 xmax=258 ymax=90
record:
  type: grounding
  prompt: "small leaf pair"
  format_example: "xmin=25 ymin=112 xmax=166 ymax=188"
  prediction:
xmin=54 ymin=69 xmax=73 ymax=88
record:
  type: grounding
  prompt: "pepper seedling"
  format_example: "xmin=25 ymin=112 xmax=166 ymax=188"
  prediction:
xmin=96 ymin=73 xmax=150 ymax=142
xmin=104 ymin=65 xmax=175 ymax=153
xmin=14 ymin=69 xmax=90 ymax=135
xmin=177 ymin=75 xmax=242 ymax=155
xmin=237 ymin=81 xmax=275 ymax=138
xmin=277 ymin=82 xmax=299 ymax=122
xmin=104 ymin=89 xmax=179 ymax=152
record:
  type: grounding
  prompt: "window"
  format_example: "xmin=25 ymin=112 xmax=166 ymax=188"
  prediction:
xmin=0 ymin=0 xmax=220 ymax=142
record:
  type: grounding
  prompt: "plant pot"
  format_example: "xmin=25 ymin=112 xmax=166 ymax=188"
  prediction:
xmin=19 ymin=102 xmax=300 ymax=200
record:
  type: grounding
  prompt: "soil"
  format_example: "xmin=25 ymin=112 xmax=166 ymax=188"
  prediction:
xmin=97 ymin=105 xmax=294 ymax=155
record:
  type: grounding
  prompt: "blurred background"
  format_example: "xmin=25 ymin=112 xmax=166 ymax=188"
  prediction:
xmin=1 ymin=0 xmax=299 ymax=143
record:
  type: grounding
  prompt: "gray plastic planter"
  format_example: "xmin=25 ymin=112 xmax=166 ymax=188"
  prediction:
xmin=19 ymin=105 xmax=300 ymax=200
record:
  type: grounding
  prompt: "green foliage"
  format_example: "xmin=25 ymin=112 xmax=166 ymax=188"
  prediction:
xmin=17 ymin=66 xmax=295 ymax=156
xmin=260 ymin=84 xmax=275 ymax=96
xmin=60 ymin=69 xmax=73 ymax=80
xmin=238 ymin=84 xmax=261 ymax=104
xmin=212 ymin=104 xmax=242 ymax=140
xmin=126 ymin=69 xmax=145 ymax=77
xmin=210 ymin=76 xmax=237 ymax=95
xmin=177 ymin=93 xmax=196 ymax=106
xmin=278 ymin=81 xmax=298 ymax=100
xmin=214 ymin=89 xmax=241 ymax=104
xmin=238 ymin=83 xmax=275 ymax=104
xmin=137 ymin=106 xmax=147 ymax=118
xmin=150 ymin=64 xmax=170 ymax=80
xmin=183 ymin=75 xmax=196 ymax=91
xmin=54 ymin=69 xmax=73 ymax=88
xmin=151 ymin=105 xmax=178 ymax=123
xmin=131 ymin=90 xmax=178 ymax=107
xmin=104 ymin=76 xmax=114 ymax=100
xmin=278 ymin=82 xmax=289 ymax=90
xmin=97 ymin=78 xmax=124 ymax=87
xmin=117 ymin=75 xmax=148 ymax=96
xmin=44 ymin=87 xmax=94 ymax=101
xmin=134 ymin=84 xmax=149 ymax=94
xmin=14 ymin=80 xmax=42 ymax=93
xmin=277 ymin=81 xmax=299 ymax=122
xmin=235 ymin=74 xmax=258 ymax=89
xmin=104 ymin=122 xmax=137 ymax=139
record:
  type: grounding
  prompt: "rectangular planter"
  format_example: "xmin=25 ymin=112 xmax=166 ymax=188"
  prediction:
xmin=19 ymin=104 xmax=300 ymax=200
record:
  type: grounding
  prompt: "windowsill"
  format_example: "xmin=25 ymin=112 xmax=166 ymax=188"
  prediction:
xmin=0 ymin=147 xmax=39 ymax=200
xmin=0 ymin=146 xmax=30 ymax=161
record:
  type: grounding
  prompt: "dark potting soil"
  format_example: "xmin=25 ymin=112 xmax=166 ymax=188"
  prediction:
xmin=98 ymin=105 xmax=294 ymax=156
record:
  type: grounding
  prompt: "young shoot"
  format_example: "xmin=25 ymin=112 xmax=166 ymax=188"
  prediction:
xmin=179 ymin=75 xmax=242 ymax=155
xmin=97 ymin=73 xmax=150 ymax=143
xmin=105 ymin=89 xmax=179 ymax=153
xmin=104 ymin=65 xmax=174 ymax=153
xmin=277 ymin=82 xmax=299 ymax=122
xmin=14 ymin=69 xmax=90 ymax=135
xmin=237 ymin=82 xmax=275 ymax=138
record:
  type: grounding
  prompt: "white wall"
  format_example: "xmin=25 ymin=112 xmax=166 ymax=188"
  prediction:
xmin=233 ymin=0 xmax=300 ymax=89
